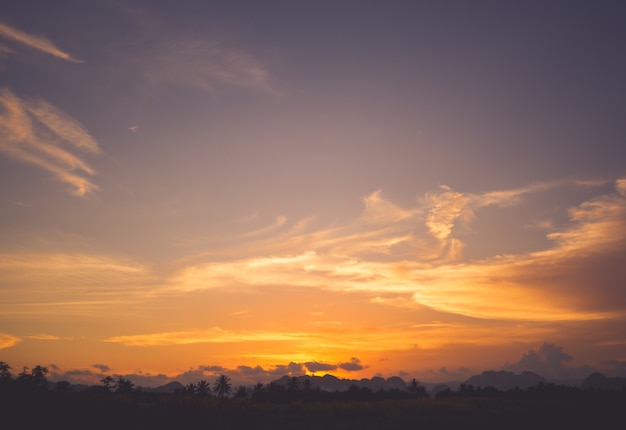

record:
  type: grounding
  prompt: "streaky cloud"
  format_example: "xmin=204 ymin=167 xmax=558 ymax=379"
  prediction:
xmin=0 ymin=88 xmax=100 ymax=196
xmin=166 ymin=176 xmax=626 ymax=321
xmin=241 ymin=215 xmax=287 ymax=238
xmin=0 ymin=251 xmax=155 ymax=318
xmin=104 ymin=328 xmax=306 ymax=346
xmin=543 ymin=177 xmax=626 ymax=254
xmin=141 ymin=38 xmax=282 ymax=96
xmin=471 ymin=177 xmax=611 ymax=208
xmin=0 ymin=21 xmax=82 ymax=62
xmin=360 ymin=189 xmax=416 ymax=223
xmin=26 ymin=333 xmax=61 ymax=341
xmin=27 ymin=99 xmax=100 ymax=154
xmin=0 ymin=42 xmax=14 ymax=55
xmin=0 ymin=333 xmax=21 ymax=349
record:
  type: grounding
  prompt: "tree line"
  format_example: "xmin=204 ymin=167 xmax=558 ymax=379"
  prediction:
xmin=0 ymin=360 xmax=429 ymax=401
xmin=1 ymin=360 xmax=624 ymax=430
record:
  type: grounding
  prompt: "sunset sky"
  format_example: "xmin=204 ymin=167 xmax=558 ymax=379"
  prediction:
xmin=1 ymin=0 xmax=625 ymax=388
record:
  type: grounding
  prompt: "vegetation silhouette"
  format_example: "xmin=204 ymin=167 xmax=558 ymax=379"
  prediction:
xmin=0 ymin=361 xmax=624 ymax=430
xmin=213 ymin=374 xmax=232 ymax=398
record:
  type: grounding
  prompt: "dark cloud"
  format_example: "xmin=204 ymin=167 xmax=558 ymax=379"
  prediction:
xmin=506 ymin=343 xmax=571 ymax=373
xmin=232 ymin=363 xmax=304 ymax=382
xmin=92 ymin=363 xmax=110 ymax=372
xmin=236 ymin=365 xmax=268 ymax=378
xmin=122 ymin=372 xmax=170 ymax=387
xmin=269 ymin=362 xmax=304 ymax=376
xmin=176 ymin=366 xmax=229 ymax=385
xmin=47 ymin=367 xmax=108 ymax=386
xmin=64 ymin=369 xmax=99 ymax=377
xmin=175 ymin=362 xmax=305 ymax=386
xmin=338 ymin=357 xmax=364 ymax=372
xmin=304 ymin=361 xmax=337 ymax=372
xmin=505 ymin=342 xmax=595 ymax=380
xmin=508 ymin=184 xmax=626 ymax=314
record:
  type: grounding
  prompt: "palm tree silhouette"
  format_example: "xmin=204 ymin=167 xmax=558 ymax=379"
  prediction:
xmin=196 ymin=379 xmax=211 ymax=396
xmin=253 ymin=382 xmax=264 ymax=393
xmin=0 ymin=361 xmax=11 ymax=380
xmin=31 ymin=365 xmax=48 ymax=388
xmin=100 ymin=376 xmax=115 ymax=390
xmin=214 ymin=374 xmax=232 ymax=398
xmin=234 ymin=385 xmax=248 ymax=398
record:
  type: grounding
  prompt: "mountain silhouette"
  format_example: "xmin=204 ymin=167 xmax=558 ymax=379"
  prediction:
xmin=272 ymin=374 xmax=409 ymax=392
xmin=582 ymin=372 xmax=626 ymax=391
xmin=463 ymin=370 xmax=547 ymax=391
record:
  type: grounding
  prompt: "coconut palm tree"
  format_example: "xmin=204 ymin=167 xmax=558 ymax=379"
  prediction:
xmin=196 ymin=379 xmax=211 ymax=396
xmin=31 ymin=365 xmax=48 ymax=388
xmin=234 ymin=385 xmax=248 ymax=398
xmin=0 ymin=361 xmax=11 ymax=380
xmin=100 ymin=375 xmax=115 ymax=390
xmin=214 ymin=374 xmax=232 ymax=398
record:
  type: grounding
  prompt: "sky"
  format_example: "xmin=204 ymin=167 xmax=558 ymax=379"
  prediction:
xmin=0 ymin=0 xmax=625 ymax=388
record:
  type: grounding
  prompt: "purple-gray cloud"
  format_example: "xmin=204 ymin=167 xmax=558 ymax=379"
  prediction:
xmin=92 ymin=363 xmax=110 ymax=372
xmin=504 ymin=342 xmax=595 ymax=380
xmin=304 ymin=361 xmax=337 ymax=372
xmin=338 ymin=357 xmax=365 ymax=372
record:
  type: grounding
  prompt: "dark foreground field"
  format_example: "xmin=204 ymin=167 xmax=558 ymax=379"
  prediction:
xmin=2 ymin=385 xmax=624 ymax=430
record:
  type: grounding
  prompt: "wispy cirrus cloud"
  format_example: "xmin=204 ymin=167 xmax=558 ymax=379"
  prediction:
xmin=26 ymin=333 xmax=61 ymax=341
xmin=0 ymin=42 xmax=14 ymax=56
xmin=0 ymin=252 xmax=154 ymax=318
xmin=166 ymin=177 xmax=626 ymax=321
xmin=0 ymin=88 xmax=100 ymax=196
xmin=134 ymin=38 xmax=282 ymax=97
xmin=360 ymin=190 xmax=417 ymax=223
xmin=0 ymin=21 xmax=82 ymax=62
xmin=469 ymin=178 xmax=611 ymax=208
xmin=104 ymin=327 xmax=306 ymax=347
xmin=241 ymin=215 xmax=287 ymax=238
xmin=545 ymin=178 xmax=626 ymax=254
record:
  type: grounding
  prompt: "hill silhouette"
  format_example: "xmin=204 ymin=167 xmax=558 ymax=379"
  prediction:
xmin=464 ymin=370 xmax=548 ymax=391
xmin=582 ymin=372 xmax=626 ymax=391
xmin=272 ymin=374 xmax=409 ymax=392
